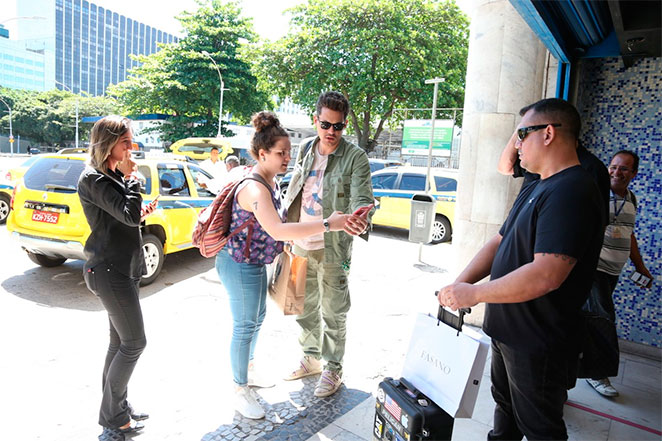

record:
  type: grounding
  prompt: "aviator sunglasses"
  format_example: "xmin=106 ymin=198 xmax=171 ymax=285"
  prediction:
xmin=517 ymin=123 xmax=561 ymax=141
xmin=318 ymin=120 xmax=346 ymax=131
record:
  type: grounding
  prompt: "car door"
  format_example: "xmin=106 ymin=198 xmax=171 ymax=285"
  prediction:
xmin=395 ymin=173 xmax=428 ymax=228
xmin=371 ymin=171 xmax=402 ymax=228
xmin=432 ymin=174 xmax=458 ymax=225
xmin=155 ymin=163 xmax=199 ymax=251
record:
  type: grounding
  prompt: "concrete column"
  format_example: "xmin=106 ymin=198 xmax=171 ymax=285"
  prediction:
xmin=454 ymin=0 xmax=549 ymax=325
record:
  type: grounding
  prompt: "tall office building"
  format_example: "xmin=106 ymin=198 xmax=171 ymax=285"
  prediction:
xmin=2 ymin=0 xmax=178 ymax=95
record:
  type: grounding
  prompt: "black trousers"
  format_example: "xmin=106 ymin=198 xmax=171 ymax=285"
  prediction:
xmin=85 ymin=263 xmax=146 ymax=429
xmin=487 ymin=339 xmax=573 ymax=441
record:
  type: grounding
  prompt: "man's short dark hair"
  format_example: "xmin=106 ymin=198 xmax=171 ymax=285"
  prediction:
xmin=316 ymin=91 xmax=350 ymax=120
xmin=210 ymin=146 xmax=219 ymax=152
xmin=519 ymin=98 xmax=581 ymax=140
xmin=613 ymin=149 xmax=640 ymax=172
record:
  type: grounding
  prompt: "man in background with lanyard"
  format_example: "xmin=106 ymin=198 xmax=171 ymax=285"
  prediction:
xmin=585 ymin=150 xmax=654 ymax=397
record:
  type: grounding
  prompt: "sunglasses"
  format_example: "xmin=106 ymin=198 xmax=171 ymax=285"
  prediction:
xmin=517 ymin=123 xmax=562 ymax=141
xmin=318 ymin=120 xmax=346 ymax=131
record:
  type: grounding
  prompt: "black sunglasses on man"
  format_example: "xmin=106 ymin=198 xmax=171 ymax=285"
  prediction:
xmin=517 ymin=123 xmax=562 ymax=141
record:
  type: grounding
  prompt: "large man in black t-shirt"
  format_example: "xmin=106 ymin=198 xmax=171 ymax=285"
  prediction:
xmin=438 ymin=99 xmax=604 ymax=440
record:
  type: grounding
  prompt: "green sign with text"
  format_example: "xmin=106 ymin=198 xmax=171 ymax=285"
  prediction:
xmin=401 ymin=120 xmax=453 ymax=156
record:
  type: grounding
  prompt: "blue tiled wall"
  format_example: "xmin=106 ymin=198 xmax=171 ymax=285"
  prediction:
xmin=577 ymin=57 xmax=661 ymax=348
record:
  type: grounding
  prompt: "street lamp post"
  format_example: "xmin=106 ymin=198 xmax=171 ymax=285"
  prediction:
xmin=416 ymin=77 xmax=445 ymax=263
xmin=201 ymin=51 xmax=228 ymax=137
xmin=54 ymin=80 xmax=79 ymax=149
xmin=424 ymin=77 xmax=445 ymax=195
xmin=0 ymin=97 xmax=13 ymax=156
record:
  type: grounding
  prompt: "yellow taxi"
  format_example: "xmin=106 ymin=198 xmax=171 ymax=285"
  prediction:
xmin=169 ymin=137 xmax=233 ymax=161
xmin=0 ymin=182 xmax=12 ymax=224
xmin=7 ymin=151 xmax=217 ymax=285
xmin=371 ymin=166 xmax=457 ymax=243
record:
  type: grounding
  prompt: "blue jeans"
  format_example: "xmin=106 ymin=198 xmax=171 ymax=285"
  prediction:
xmin=215 ymin=249 xmax=267 ymax=386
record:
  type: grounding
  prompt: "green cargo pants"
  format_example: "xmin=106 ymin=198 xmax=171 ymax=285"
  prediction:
xmin=293 ymin=246 xmax=351 ymax=374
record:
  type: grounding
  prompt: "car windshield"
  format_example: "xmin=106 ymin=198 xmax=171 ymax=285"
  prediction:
xmin=21 ymin=156 xmax=41 ymax=167
xmin=177 ymin=145 xmax=214 ymax=154
xmin=371 ymin=173 xmax=398 ymax=190
xmin=23 ymin=158 xmax=85 ymax=193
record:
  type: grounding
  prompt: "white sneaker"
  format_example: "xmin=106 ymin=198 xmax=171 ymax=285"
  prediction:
xmin=586 ymin=378 xmax=619 ymax=397
xmin=247 ymin=362 xmax=275 ymax=388
xmin=234 ymin=385 xmax=265 ymax=419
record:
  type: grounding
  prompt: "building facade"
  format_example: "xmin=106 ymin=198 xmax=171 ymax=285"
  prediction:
xmin=456 ymin=0 xmax=661 ymax=351
xmin=2 ymin=0 xmax=177 ymax=95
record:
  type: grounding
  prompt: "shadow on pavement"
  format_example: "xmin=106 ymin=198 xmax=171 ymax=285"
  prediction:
xmin=203 ymin=376 xmax=370 ymax=441
xmin=1 ymin=248 xmax=215 ymax=312
xmin=371 ymin=225 xmax=452 ymax=248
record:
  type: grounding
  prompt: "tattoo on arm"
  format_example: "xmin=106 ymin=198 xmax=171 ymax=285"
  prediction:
xmin=541 ymin=252 xmax=577 ymax=265
xmin=252 ymin=202 xmax=258 ymax=211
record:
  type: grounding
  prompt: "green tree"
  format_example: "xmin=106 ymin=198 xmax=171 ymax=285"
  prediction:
xmin=0 ymin=87 xmax=118 ymax=146
xmin=109 ymin=0 xmax=269 ymax=142
xmin=253 ymin=0 xmax=469 ymax=150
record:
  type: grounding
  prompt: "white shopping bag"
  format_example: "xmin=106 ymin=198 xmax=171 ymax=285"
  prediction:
xmin=401 ymin=312 xmax=489 ymax=418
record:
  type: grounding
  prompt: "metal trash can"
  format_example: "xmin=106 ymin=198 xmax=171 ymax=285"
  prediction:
xmin=409 ymin=194 xmax=435 ymax=243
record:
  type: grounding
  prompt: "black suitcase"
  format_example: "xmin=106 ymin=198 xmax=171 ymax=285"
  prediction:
xmin=373 ymin=377 xmax=454 ymax=441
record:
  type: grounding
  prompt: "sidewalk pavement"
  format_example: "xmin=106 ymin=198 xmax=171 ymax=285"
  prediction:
xmin=305 ymin=342 xmax=661 ymax=441
xmin=1 ymin=225 xmax=660 ymax=440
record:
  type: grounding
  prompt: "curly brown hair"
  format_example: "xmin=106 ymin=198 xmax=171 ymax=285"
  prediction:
xmin=250 ymin=111 xmax=288 ymax=159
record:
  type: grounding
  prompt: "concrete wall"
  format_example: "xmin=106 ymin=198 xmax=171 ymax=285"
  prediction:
xmin=455 ymin=0 xmax=551 ymax=324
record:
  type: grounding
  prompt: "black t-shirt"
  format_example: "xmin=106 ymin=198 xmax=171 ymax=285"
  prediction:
xmin=483 ymin=166 xmax=603 ymax=355
xmin=513 ymin=145 xmax=610 ymax=228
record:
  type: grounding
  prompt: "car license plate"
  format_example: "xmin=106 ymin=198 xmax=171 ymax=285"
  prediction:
xmin=32 ymin=210 xmax=60 ymax=224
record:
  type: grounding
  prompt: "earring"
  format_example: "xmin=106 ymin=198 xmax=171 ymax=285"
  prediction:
xmin=261 ymin=157 xmax=266 ymax=161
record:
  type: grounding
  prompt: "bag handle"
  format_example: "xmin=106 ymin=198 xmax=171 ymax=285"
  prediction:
xmin=434 ymin=290 xmax=471 ymax=334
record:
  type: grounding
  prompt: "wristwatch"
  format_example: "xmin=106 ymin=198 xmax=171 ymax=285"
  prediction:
xmin=323 ymin=218 xmax=330 ymax=233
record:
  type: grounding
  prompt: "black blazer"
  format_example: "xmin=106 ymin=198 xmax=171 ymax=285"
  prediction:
xmin=78 ymin=165 xmax=145 ymax=278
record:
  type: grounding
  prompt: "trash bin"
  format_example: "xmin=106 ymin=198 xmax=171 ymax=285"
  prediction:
xmin=409 ymin=194 xmax=435 ymax=243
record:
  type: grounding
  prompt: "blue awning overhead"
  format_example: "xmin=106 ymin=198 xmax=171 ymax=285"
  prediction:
xmin=510 ymin=0 xmax=661 ymax=66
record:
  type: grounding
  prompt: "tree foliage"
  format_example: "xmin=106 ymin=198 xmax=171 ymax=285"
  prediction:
xmin=108 ymin=0 xmax=269 ymax=142
xmin=253 ymin=0 xmax=469 ymax=150
xmin=0 ymin=87 xmax=119 ymax=146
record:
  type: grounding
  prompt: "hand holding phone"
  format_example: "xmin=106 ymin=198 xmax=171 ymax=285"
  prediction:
xmin=352 ymin=203 xmax=374 ymax=218
xmin=141 ymin=195 xmax=160 ymax=218
xmin=630 ymin=270 xmax=652 ymax=288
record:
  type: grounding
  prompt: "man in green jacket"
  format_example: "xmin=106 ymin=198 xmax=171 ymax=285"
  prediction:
xmin=283 ymin=91 xmax=374 ymax=397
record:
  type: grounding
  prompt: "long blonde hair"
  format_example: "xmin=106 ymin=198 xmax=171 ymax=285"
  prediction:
xmin=89 ymin=115 xmax=132 ymax=174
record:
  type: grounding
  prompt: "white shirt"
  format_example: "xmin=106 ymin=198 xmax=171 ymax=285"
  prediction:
xmin=200 ymin=158 xmax=227 ymax=179
xmin=294 ymin=146 xmax=328 ymax=251
xmin=198 ymin=158 xmax=228 ymax=194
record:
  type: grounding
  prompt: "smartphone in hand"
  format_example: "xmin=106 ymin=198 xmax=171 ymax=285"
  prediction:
xmin=141 ymin=195 xmax=160 ymax=218
xmin=353 ymin=203 xmax=374 ymax=217
xmin=630 ymin=271 xmax=651 ymax=287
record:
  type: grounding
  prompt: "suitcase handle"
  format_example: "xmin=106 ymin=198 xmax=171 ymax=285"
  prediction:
xmin=397 ymin=377 xmax=422 ymax=398
xmin=433 ymin=291 xmax=471 ymax=333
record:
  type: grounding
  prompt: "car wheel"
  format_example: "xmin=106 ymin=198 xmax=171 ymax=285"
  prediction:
xmin=27 ymin=252 xmax=67 ymax=267
xmin=0 ymin=194 xmax=10 ymax=224
xmin=141 ymin=233 xmax=164 ymax=286
xmin=431 ymin=215 xmax=452 ymax=244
